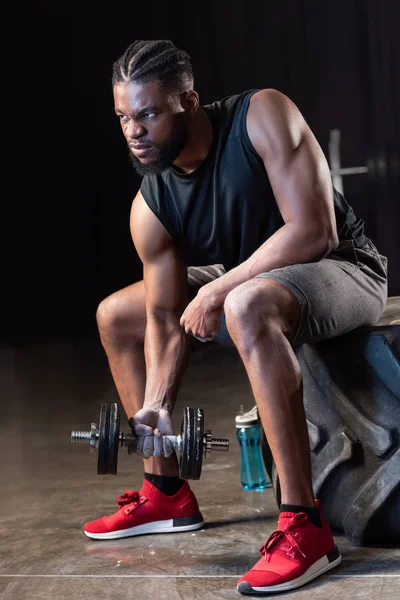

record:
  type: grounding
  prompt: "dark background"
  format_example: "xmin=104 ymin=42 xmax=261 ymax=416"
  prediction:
xmin=9 ymin=0 xmax=399 ymax=340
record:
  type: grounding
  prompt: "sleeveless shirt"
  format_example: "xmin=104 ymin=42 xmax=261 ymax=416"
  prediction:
xmin=140 ymin=89 xmax=368 ymax=270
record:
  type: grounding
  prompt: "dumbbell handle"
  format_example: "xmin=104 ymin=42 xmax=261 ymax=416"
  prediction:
xmin=71 ymin=425 xmax=229 ymax=456
xmin=128 ymin=432 xmax=183 ymax=452
xmin=127 ymin=432 xmax=229 ymax=455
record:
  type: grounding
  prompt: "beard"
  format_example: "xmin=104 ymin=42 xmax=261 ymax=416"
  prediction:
xmin=128 ymin=121 xmax=187 ymax=177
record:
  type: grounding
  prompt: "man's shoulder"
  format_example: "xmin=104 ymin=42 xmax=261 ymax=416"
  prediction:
xmin=202 ymin=88 xmax=260 ymax=115
xmin=140 ymin=172 xmax=167 ymax=199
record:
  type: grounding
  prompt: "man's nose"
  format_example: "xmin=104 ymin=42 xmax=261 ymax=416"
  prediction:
xmin=126 ymin=120 xmax=146 ymax=139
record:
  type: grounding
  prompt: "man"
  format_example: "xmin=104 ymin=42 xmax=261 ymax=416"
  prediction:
xmin=83 ymin=39 xmax=388 ymax=595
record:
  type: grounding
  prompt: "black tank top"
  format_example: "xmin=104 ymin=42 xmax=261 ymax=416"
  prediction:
xmin=140 ymin=89 xmax=368 ymax=270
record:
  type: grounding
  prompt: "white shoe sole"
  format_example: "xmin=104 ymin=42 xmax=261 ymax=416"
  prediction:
xmin=238 ymin=546 xmax=342 ymax=595
xmin=84 ymin=515 xmax=204 ymax=540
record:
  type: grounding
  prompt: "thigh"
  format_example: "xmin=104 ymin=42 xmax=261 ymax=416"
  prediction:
xmin=187 ymin=264 xmax=226 ymax=298
xmin=187 ymin=264 xmax=236 ymax=347
xmin=98 ymin=265 xmax=228 ymax=343
xmin=255 ymin=240 xmax=388 ymax=346
xmin=101 ymin=264 xmax=225 ymax=316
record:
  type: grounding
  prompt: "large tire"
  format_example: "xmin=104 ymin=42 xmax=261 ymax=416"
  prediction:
xmin=262 ymin=300 xmax=400 ymax=547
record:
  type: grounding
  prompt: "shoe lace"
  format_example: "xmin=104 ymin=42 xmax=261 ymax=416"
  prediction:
xmin=259 ymin=513 xmax=307 ymax=561
xmin=116 ymin=490 xmax=141 ymax=508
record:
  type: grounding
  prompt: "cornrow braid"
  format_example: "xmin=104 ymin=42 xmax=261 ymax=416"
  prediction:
xmin=112 ymin=39 xmax=194 ymax=93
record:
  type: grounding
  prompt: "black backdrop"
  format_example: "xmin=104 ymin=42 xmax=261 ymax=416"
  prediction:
xmin=9 ymin=0 xmax=399 ymax=339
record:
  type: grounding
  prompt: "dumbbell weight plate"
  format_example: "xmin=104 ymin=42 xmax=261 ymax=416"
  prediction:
xmin=180 ymin=406 xmax=204 ymax=480
xmin=107 ymin=403 xmax=120 ymax=475
xmin=97 ymin=403 xmax=120 ymax=475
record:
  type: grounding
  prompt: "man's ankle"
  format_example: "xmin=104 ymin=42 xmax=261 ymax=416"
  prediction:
xmin=280 ymin=503 xmax=322 ymax=528
xmin=144 ymin=472 xmax=185 ymax=495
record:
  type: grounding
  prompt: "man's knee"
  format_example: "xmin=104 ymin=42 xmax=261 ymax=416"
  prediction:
xmin=224 ymin=278 xmax=300 ymax=343
xmin=96 ymin=286 xmax=146 ymax=344
xmin=96 ymin=293 xmax=125 ymax=335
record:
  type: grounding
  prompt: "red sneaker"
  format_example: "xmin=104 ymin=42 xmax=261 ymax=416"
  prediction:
xmin=83 ymin=480 xmax=204 ymax=540
xmin=237 ymin=500 xmax=341 ymax=595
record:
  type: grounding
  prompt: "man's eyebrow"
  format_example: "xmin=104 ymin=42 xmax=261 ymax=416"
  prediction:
xmin=115 ymin=105 xmax=160 ymax=116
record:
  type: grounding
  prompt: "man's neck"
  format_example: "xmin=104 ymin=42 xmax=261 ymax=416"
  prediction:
xmin=172 ymin=108 xmax=213 ymax=174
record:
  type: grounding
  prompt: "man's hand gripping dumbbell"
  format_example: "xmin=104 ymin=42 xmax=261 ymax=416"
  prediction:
xmin=127 ymin=406 xmax=175 ymax=458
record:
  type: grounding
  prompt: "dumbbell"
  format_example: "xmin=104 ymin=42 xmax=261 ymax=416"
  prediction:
xmin=71 ymin=403 xmax=229 ymax=480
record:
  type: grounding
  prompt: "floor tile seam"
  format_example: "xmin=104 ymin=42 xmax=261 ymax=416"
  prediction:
xmin=0 ymin=574 xmax=399 ymax=578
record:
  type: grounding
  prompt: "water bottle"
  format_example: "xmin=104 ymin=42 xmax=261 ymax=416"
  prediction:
xmin=235 ymin=405 xmax=272 ymax=491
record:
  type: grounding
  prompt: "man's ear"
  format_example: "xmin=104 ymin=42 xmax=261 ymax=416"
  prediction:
xmin=180 ymin=90 xmax=199 ymax=114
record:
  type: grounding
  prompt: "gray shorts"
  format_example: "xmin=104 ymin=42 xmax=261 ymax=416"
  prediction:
xmin=187 ymin=240 xmax=388 ymax=348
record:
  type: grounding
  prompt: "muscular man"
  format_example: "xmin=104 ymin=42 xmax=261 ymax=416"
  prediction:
xmin=83 ymin=39 xmax=388 ymax=595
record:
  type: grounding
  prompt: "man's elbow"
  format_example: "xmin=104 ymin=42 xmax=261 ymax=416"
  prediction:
xmin=303 ymin=224 xmax=338 ymax=260
xmin=326 ymin=228 xmax=339 ymax=254
xmin=318 ymin=227 xmax=339 ymax=257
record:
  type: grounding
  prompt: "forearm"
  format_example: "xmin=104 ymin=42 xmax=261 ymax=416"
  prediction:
xmin=143 ymin=313 xmax=191 ymax=412
xmin=203 ymin=222 xmax=338 ymax=306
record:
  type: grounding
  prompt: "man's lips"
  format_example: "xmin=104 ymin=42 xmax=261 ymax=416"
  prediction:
xmin=129 ymin=143 xmax=154 ymax=157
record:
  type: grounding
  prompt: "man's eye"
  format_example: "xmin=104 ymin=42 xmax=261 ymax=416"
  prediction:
xmin=118 ymin=114 xmax=128 ymax=122
xmin=143 ymin=112 xmax=157 ymax=119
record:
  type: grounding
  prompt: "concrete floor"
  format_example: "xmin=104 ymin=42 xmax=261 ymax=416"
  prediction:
xmin=0 ymin=336 xmax=399 ymax=600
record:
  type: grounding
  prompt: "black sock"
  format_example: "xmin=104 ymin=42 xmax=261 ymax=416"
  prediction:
xmin=144 ymin=472 xmax=185 ymax=496
xmin=280 ymin=503 xmax=322 ymax=528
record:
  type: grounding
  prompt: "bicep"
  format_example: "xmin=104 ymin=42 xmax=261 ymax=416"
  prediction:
xmin=130 ymin=192 xmax=187 ymax=314
xmin=247 ymin=89 xmax=336 ymax=232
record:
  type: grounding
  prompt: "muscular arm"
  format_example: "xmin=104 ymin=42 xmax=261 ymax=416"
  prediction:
xmin=130 ymin=191 xmax=190 ymax=412
xmin=201 ymin=88 xmax=339 ymax=307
